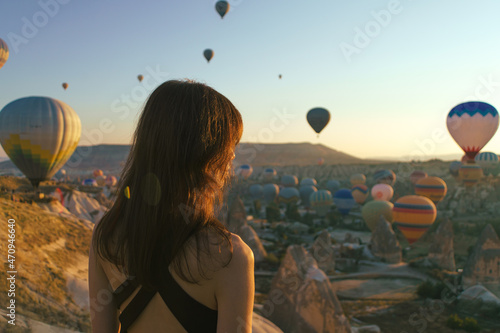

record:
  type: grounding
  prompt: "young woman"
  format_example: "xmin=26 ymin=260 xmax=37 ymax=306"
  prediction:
xmin=89 ymin=80 xmax=254 ymax=332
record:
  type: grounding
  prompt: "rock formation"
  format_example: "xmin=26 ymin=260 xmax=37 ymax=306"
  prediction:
xmin=264 ymin=245 xmax=351 ymax=333
xmin=428 ymin=219 xmax=456 ymax=271
xmin=369 ymin=216 xmax=402 ymax=264
xmin=462 ymin=224 xmax=500 ymax=286
xmin=310 ymin=230 xmax=335 ymax=275
xmin=457 ymin=285 xmax=500 ymax=316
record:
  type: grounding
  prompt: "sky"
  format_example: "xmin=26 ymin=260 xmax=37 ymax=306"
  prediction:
xmin=1 ymin=0 xmax=500 ymax=160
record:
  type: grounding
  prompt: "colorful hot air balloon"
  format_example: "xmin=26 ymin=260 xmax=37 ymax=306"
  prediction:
xmin=393 ymin=195 xmax=437 ymax=244
xmin=371 ymin=184 xmax=393 ymax=201
xmin=307 ymin=108 xmax=330 ymax=136
xmin=96 ymin=174 xmax=106 ymax=186
xmin=237 ymin=164 xmax=253 ymax=179
xmin=333 ymin=189 xmax=356 ymax=215
xmin=62 ymin=83 xmax=68 ymax=90
xmin=278 ymin=187 xmax=300 ymax=204
xmin=361 ymin=200 xmax=394 ymax=232
xmin=249 ymin=184 xmax=263 ymax=200
xmin=105 ymin=175 xmax=117 ymax=187
xmin=310 ymin=190 xmax=333 ymax=217
xmin=215 ymin=1 xmax=230 ymax=18
xmin=373 ymin=169 xmax=396 ymax=186
xmin=137 ymin=75 xmax=144 ymax=82
xmin=82 ymin=178 xmax=98 ymax=186
xmin=459 ymin=162 xmax=483 ymax=187
xmin=300 ymin=178 xmax=317 ymax=187
xmin=447 ymin=102 xmax=499 ymax=160
xmin=263 ymin=168 xmax=276 ymax=181
xmin=475 ymin=151 xmax=499 ymax=175
xmin=317 ymin=157 xmax=324 ymax=166
xmin=281 ymin=175 xmax=298 ymax=187
xmin=93 ymin=169 xmax=103 ymax=178
xmin=326 ymin=180 xmax=340 ymax=194
xmin=351 ymin=184 xmax=369 ymax=204
xmin=350 ymin=173 xmax=366 ymax=186
xmin=278 ymin=74 xmax=282 ymax=79
xmin=415 ymin=176 xmax=447 ymax=204
xmin=300 ymin=185 xmax=317 ymax=208
xmin=0 ymin=97 xmax=81 ymax=188
xmin=410 ymin=171 xmax=427 ymax=185
xmin=0 ymin=38 xmax=9 ymax=70
xmin=204 ymin=49 xmax=214 ymax=62
xmin=449 ymin=161 xmax=461 ymax=177
xmin=263 ymin=183 xmax=279 ymax=203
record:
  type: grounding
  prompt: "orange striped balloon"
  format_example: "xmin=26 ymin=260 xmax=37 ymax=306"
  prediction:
xmin=393 ymin=195 xmax=436 ymax=244
xmin=459 ymin=162 xmax=483 ymax=187
xmin=414 ymin=176 xmax=447 ymax=204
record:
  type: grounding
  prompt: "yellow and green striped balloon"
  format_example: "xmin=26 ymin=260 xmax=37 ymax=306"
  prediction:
xmin=0 ymin=96 xmax=81 ymax=188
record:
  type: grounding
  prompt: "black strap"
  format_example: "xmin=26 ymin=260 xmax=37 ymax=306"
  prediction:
xmin=113 ymin=277 xmax=139 ymax=309
xmin=118 ymin=287 xmax=156 ymax=333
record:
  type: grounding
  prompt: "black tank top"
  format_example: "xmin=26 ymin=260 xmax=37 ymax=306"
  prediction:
xmin=113 ymin=265 xmax=218 ymax=333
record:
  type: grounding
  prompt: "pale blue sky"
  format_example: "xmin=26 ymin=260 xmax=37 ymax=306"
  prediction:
xmin=1 ymin=0 xmax=500 ymax=160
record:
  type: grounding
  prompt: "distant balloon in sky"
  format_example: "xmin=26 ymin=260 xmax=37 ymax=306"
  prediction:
xmin=279 ymin=74 xmax=282 ymax=79
xmin=137 ymin=75 xmax=144 ymax=82
xmin=215 ymin=1 xmax=230 ymax=18
xmin=307 ymin=107 xmax=330 ymax=135
xmin=317 ymin=157 xmax=324 ymax=165
xmin=204 ymin=49 xmax=214 ymax=62
xmin=0 ymin=38 xmax=9 ymax=70
xmin=0 ymin=96 xmax=81 ymax=188
xmin=62 ymin=83 xmax=68 ymax=90
xmin=447 ymin=102 xmax=499 ymax=160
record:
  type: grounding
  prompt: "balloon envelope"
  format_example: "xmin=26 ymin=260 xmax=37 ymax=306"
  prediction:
xmin=351 ymin=184 xmax=369 ymax=204
xmin=263 ymin=168 xmax=276 ymax=181
xmin=263 ymin=184 xmax=279 ymax=203
xmin=137 ymin=75 xmax=144 ymax=82
xmin=204 ymin=49 xmax=214 ymax=62
xmin=449 ymin=161 xmax=461 ymax=177
xmin=362 ymin=200 xmax=394 ymax=232
xmin=62 ymin=83 xmax=68 ymax=90
xmin=237 ymin=164 xmax=253 ymax=179
xmin=371 ymin=184 xmax=393 ymax=201
xmin=96 ymin=175 xmax=106 ymax=186
xmin=310 ymin=189 xmax=332 ymax=217
xmin=0 ymin=97 xmax=81 ymax=188
xmin=82 ymin=179 xmax=97 ymax=186
xmin=93 ymin=169 xmax=103 ymax=178
xmin=373 ymin=169 xmax=396 ymax=186
xmin=306 ymin=108 xmax=330 ymax=134
xmin=300 ymin=178 xmax=317 ymax=187
xmin=393 ymin=195 xmax=437 ymax=244
xmin=249 ymin=184 xmax=263 ymax=200
xmin=278 ymin=187 xmax=300 ymax=204
xmin=447 ymin=102 xmax=499 ymax=160
xmin=475 ymin=151 xmax=498 ymax=175
xmin=215 ymin=1 xmax=230 ymax=18
xmin=459 ymin=162 xmax=483 ymax=187
xmin=333 ymin=189 xmax=356 ymax=215
xmin=105 ymin=175 xmax=117 ymax=187
xmin=0 ymin=38 xmax=9 ymax=70
xmin=281 ymin=175 xmax=298 ymax=187
xmin=299 ymin=185 xmax=317 ymax=208
xmin=350 ymin=173 xmax=366 ymax=186
xmin=415 ymin=176 xmax=447 ymax=204
xmin=326 ymin=180 xmax=340 ymax=194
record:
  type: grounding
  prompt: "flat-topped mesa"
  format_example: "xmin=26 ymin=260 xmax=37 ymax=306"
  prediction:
xmin=264 ymin=245 xmax=351 ymax=333
xmin=463 ymin=224 xmax=500 ymax=286
xmin=368 ymin=216 xmax=402 ymax=264
xmin=428 ymin=218 xmax=456 ymax=271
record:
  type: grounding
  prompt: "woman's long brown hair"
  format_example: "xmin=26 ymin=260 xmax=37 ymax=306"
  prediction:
xmin=92 ymin=80 xmax=243 ymax=289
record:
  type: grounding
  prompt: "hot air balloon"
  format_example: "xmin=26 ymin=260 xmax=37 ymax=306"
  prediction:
xmin=279 ymin=74 xmax=282 ymax=79
xmin=326 ymin=180 xmax=340 ymax=194
xmin=415 ymin=176 xmax=447 ymax=204
xmin=263 ymin=168 xmax=276 ymax=181
xmin=278 ymin=187 xmax=300 ymax=204
xmin=204 ymin=49 xmax=214 ymax=63
xmin=93 ymin=169 xmax=103 ymax=178
xmin=300 ymin=178 xmax=317 ymax=187
xmin=96 ymin=174 xmax=107 ymax=186
xmin=447 ymin=102 xmax=499 ymax=160
xmin=0 ymin=97 xmax=81 ymax=188
xmin=237 ymin=164 xmax=253 ymax=179
xmin=350 ymin=173 xmax=366 ymax=186
xmin=0 ymin=38 xmax=9 ymax=70
xmin=281 ymin=175 xmax=298 ymax=187
xmin=317 ymin=157 xmax=324 ymax=166
xmin=461 ymin=154 xmax=473 ymax=164
xmin=351 ymin=184 xmax=369 ymax=204
xmin=410 ymin=171 xmax=427 ymax=185
xmin=333 ymin=189 xmax=356 ymax=215
xmin=475 ymin=151 xmax=498 ymax=175
xmin=307 ymin=108 xmax=330 ymax=136
xmin=361 ymin=200 xmax=394 ymax=232
xmin=299 ymin=185 xmax=317 ymax=208
xmin=373 ymin=169 xmax=396 ymax=186
xmin=62 ymin=83 xmax=68 ymax=90
xmin=459 ymin=162 xmax=483 ymax=187
xmin=82 ymin=178 xmax=98 ymax=186
xmin=310 ymin=190 xmax=333 ymax=217
xmin=393 ymin=195 xmax=437 ymax=244
xmin=215 ymin=1 xmax=229 ymax=18
xmin=371 ymin=184 xmax=393 ymax=201
xmin=249 ymin=184 xmax=263 ymax=200
xmin=137 ymin=75 xmax=144 ymax=82
xmin=105 ymin=175 xmax=117 ymax=187
xmin=263 ymin=184 xmax=279 ymax=203
xmin=449 ymin=161 xmax=461 ymax=177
